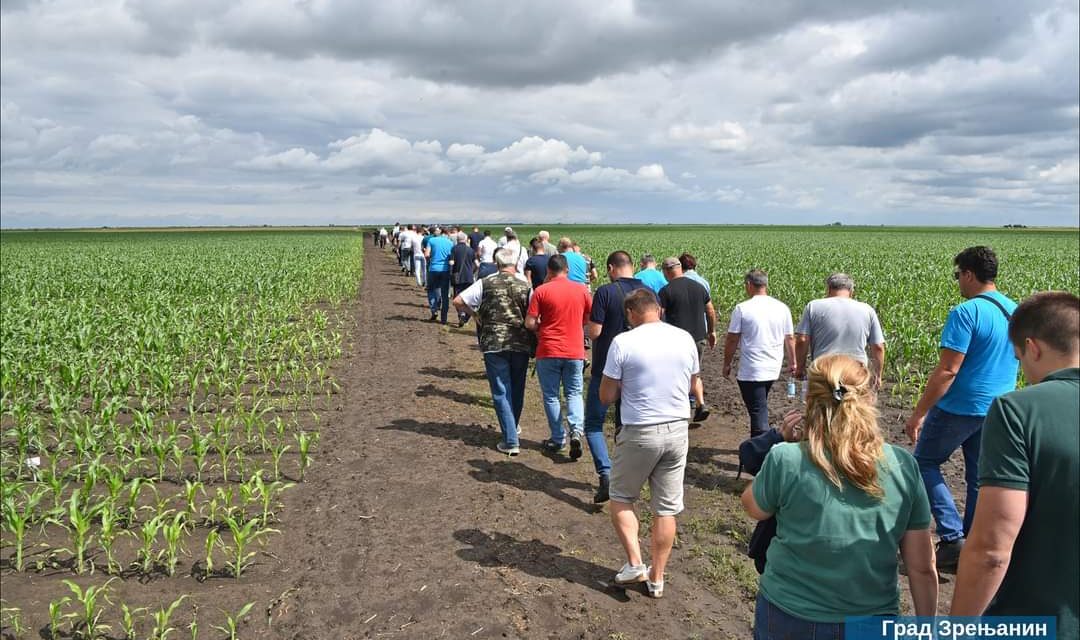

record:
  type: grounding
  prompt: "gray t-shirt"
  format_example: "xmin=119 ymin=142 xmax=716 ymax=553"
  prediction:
xmin=795 ymin=297 xmax=885 ymax=363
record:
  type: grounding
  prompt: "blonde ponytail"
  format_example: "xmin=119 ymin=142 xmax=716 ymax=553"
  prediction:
xmin=802 ymin=354 xmax=886 ymax=499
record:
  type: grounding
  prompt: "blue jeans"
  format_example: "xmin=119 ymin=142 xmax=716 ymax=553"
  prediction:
xmin=483 ymin=351 xmax=529 ymax=447
xmin=754 ymin=593 xmax=843 ymax=640
xmin=738 ymin=379 xmax=775 ymax=438
xmin=426 ymin=270 xmax=450 ymax=322
xmin=535 ymin=358 xmax=584 ymax=444
xmin=913 ymin=406 xmax=984 ymax=542
xmin=413 ymin=254 xmax=427 ymax=286
xmin=581 ymin=373 xmax=613 ymax=477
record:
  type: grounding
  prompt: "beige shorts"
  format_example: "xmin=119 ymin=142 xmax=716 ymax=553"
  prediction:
xmin=609 ymin=420 xmax=689 ymax=516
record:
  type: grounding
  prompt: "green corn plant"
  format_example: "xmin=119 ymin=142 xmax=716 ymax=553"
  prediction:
xmin=97 ymin=501 xmax=122 ymax=574
xmin=170 ymin=439 xmax=187 ymax=483
xmin=62 ymin=577 xmax=116 ymax=640
xmin=161 ymin=512 xmax=186 ymax=577
xmin=48 ymin=595 xmax=73 ymax=639
xmin=212 ymin=601 xmax=255 ymax=640
xmin=134 ymin=511 xmax=168 ymax=575
xmin=183 ymin=479 xmax=204 ymax=519
xmin=189 ymin=430 xmax=212 ymax=483
xmin=215 ymin=486 xmax=237 ymax=523
xmin=0 ymin=602 xmax=27 ymax=639
xmin=149 ymin=594 xmax=187 ymax=640
xmin=119 ymin=603 xmax=147 ymax=640
xmin=269 ymin=441 xmax=290 ymax=481
xmin=204 ymin=528 xmax=220 ymax=577
xmin=53 ymin=492 xmax=98 ymax=575
xmin=215 ymin=438 xmax=237 ymax=484
xmin=223 ymin=514 xmax=278 ymax=578
xmin=2 ymin=486 xmax=46 ymax=572
xmin=123 ymin=477 xmax=150 ymax=528
xmin=294 ymin=430 xmax=318 ymax=481
xmin=255 ymin=474 xmax=294 ymax=526
xmin=187 ymin=603 xmax=199 ymax=640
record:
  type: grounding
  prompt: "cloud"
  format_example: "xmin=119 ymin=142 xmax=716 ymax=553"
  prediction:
xmin=669 ymin=121 xmax=750 ymax=152
xmin=453 ymin=136 xmax=602 ymax=174
xmin=530 ymin=163 xmax=675 ymax=193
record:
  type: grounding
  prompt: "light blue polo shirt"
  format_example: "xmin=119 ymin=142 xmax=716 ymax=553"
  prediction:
xmin=936 ymin=291 xmax=1018 ymax=416
xmin=563 ymin=251 xmax=588 ymax=285
xmin=426 ymin=235 xmax=454 ymax=272
xmin=633 ymin=268 xmax=668 ymax=294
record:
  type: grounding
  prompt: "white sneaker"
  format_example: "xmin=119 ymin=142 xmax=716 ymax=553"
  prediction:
xmin=646 ymin=579 xmax=664 ymax=598
xmin=614 ymin=562 xmax=648 ymax=584
xmin=496 ymin=442 xmax=520 ymax=456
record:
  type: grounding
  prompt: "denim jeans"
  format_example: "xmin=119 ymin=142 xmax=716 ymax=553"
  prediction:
xmin=400 ymin=248 xmax=413 ymax=274
xmin=426 ymin=270 xmax=450 ymax=323
xmin=535 ymin=358 xmax=584 ymax=444
xmin=413 ymin=254 xmax=427 ymax=286
xmin=738 ymin=379 xmax=775 ymax=438
xmin=483 ymin=351 xmax=529 ymax=447
xmin=913 ymin=406 xmax=984 ymax=541
xmin=754 ymin=593 xmax=843 ymax=640
xmin=581 ymin=373 xmax=613 ymax=477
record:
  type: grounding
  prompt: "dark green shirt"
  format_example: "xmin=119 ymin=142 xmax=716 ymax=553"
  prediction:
xmin=980 ymin=367 xmax=1079 ymax=639
xmin=753 ymin=442 xmax=930 ymax=621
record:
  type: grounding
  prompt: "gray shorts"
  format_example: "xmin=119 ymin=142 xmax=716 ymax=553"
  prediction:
xmin=609 ymin=420 xmax=689 ymax=516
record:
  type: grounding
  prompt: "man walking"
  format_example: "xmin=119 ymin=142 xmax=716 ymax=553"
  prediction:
xmin=558 ymin=237 xmax=590 ymax=286
xmin=449 ymin=232 xmax=477 ymax=327
xmin=411 ymin=227 xmax=428 ymax=286
xmin=658 ymin=257 xmax=716 ymax=422
xmin=793 ymin=273 xmax=886 ymax=389
xmin=424 ymin=227 xmax=455 ymax=323
xmin=905 ymin=246 xmax=1018 ymax=570
xmin=452 ymin=248 xmax=534 ymax=455
xmin=524 ymin=238 xmax=549 ymax=290
xmin=378 ymin=227 xmax=388 ymax=248
xmin=950 ymin=291 xmax=1078 ymax=638
xmin=477 ymin=230 xmax=498 ymax=278
xmin=468 ymin=226 xmax=484 ymax=252
xmin=633 ymin=254 xmax=667 ymax=294
xmin=679 ymin=253 xmax=711 ymax=296
xmin=600 ymin=289 xmax=700 ymax=598
xmin=584 ymin=251 xmax=647 ymax=503
xmin=538 ymin=230 xmax=558 ymax=257
xmin=722 ymin=270 xmax=795 ymax=438
xmin=525 ymin=254 xmax=592 ymax=454
xmin=397 ymin=224 xmax=415 ymax=275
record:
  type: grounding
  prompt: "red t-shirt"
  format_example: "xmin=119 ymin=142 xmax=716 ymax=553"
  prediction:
xmin=527 ymin=276 xmax=592 ymax=359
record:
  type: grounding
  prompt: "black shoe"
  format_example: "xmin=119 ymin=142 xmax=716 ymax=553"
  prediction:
xmin=593 ymin=475 xmax=610 ymax=504
xmin=541 ymin=438 xmax=566 ymax=453
xmin=693 ymin=404 xmax=711 ymax=423
xmin=429 ymin=313 xmax=438 ymax=322
xmin=936 ymin=538 xmax=964 ymax=571
xmin=569 ymin=435 xmax=583 ymax=461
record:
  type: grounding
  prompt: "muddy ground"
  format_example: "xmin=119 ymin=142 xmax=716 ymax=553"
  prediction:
xmin=2 ymin=238 xmax=968 ymax=640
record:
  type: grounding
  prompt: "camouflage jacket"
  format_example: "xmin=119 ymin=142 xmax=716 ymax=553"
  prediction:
xmin=477 ymin=272 xmax=533 ymax=354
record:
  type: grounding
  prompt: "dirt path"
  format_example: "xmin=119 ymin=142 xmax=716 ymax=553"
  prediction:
xmin=264 ymin=239 xmax=961 ymax=640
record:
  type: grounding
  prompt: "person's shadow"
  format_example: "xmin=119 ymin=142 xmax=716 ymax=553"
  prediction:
xmin=454 ymin=528 xmax=630 ymax=601
xmin=466 ymin=458 xmax=598 ymax=513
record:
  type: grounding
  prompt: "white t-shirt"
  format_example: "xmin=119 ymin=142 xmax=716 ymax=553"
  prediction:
xmin=378 ymin=228 xmax=388 ymax=237
xmin=477 ymin=237 xmax=498 ymax=263
xmin=410 ymin=233 xmax=426 ymax=255
xmin=397 ymin=230 xmax=414 ymax=249
xmin=728 ymin=294 xmax=794 ymax=382
xmin=458 ymin=271 xmax=531 ymax=310
xmin=603 ymin=321 xmax=700 ymax=425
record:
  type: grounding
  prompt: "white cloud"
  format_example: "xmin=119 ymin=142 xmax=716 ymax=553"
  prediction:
xmin=530 ymin=163 xmax=675 ymax=192
xmin=1038 ymin=159 xmax=1080 ymax=184
xmin=455 ymin=136 xmax=602 ymax=174
xmin=669 ymin=121 xmax=750 ymax=152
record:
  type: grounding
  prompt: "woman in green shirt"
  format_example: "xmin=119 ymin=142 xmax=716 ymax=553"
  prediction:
xmin=741 ymin=354 xmax=938 ymax=638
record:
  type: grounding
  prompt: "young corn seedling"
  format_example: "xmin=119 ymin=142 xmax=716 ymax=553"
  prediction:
xmin=269 ymin=441 xmax=290 ymax=481
xmin=294 ymin=430 xmax=318 ymax=481
xmin=189 ymin=430 xmax=212 ymax=483
xmin=97 ymin=501 xmax=122 ymax=574
xmin=203 ymin=528 xmax=220 ymax=578
xmin=0 ymin=602 xmax=28 ymax=639
xmin=224 ymin=514 xmax=278 ymax=578
xmin=62 ymin=577 xmax=116 ymax=640
xmin=149 ymin=594 xmax=187 ymax=640
xmin=119 ymin=603 xmax=147 ymax=640
xmin=123 ymin=477 xmax=150 ymax=528
xmin=2 ymin=486 xmax=45 ymax=572
xmin=134 ymin=511 xmax=168 ymax=575
xmin=212 ymin=602 xmax=255 ymax=640
xmin=53 ymin=492 xmax=97 ymax=575
xmin=48 ymin=595 xmax=74 ymax=639
xmin=161 ymin=512 xmax=186 ymax=577
xmin=183 ymin=480 xmax=204 ymax=519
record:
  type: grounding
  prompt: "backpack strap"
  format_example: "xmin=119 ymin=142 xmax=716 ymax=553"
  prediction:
xmin=974 ymin=294 xmax=1012 ymax=320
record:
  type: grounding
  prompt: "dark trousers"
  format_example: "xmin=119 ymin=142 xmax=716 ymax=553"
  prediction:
xmin=427 ymin=270 xmax=451 ymax=323
xmin=738 ymin=379 xmax=775 ymax=438
xmin=400 ymin=248 xmax=413 ymax=274
xmin=452 ymin=281 xmax=472 ymax=323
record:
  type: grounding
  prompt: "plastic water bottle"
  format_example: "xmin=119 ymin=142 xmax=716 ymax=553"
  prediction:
xmin=786 ymin=377 xmax=797 ymax=399
xmin=800 ymin=379 xmax=808 ymax=402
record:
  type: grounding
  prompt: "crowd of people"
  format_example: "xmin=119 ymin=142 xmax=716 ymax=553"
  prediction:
xmin=375 ymin=225 xmax=1078 ymax=639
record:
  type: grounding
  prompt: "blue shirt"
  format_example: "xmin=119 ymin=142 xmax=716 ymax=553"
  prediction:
xmin=563 ymin=251 xmax=588 ymax=285
xmin=633 ymin=268 xmax=667 ymax=294
xmin=426 ymin=235 xmax=454 ymax=272
xmin=937 ymin=291 xmax=1019 ymax=416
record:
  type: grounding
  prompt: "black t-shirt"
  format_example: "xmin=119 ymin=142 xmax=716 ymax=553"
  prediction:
xmin=658 ymin=276 xmax=710 ymax=341
xmin=590 ymin=277 xmax=648 ymax=370
xmin=524 ymin=254 xmax=550 ymax=290
xmin=468 ymin=232 xmax=484 ymax=251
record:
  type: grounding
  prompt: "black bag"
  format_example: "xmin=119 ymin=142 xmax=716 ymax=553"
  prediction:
xmin=738 ymin=429 xmax=785 ymax=574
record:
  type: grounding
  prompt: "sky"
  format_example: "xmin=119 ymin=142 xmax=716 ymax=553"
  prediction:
xmin=1 ymin=0 xmax=1078 ymax=228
